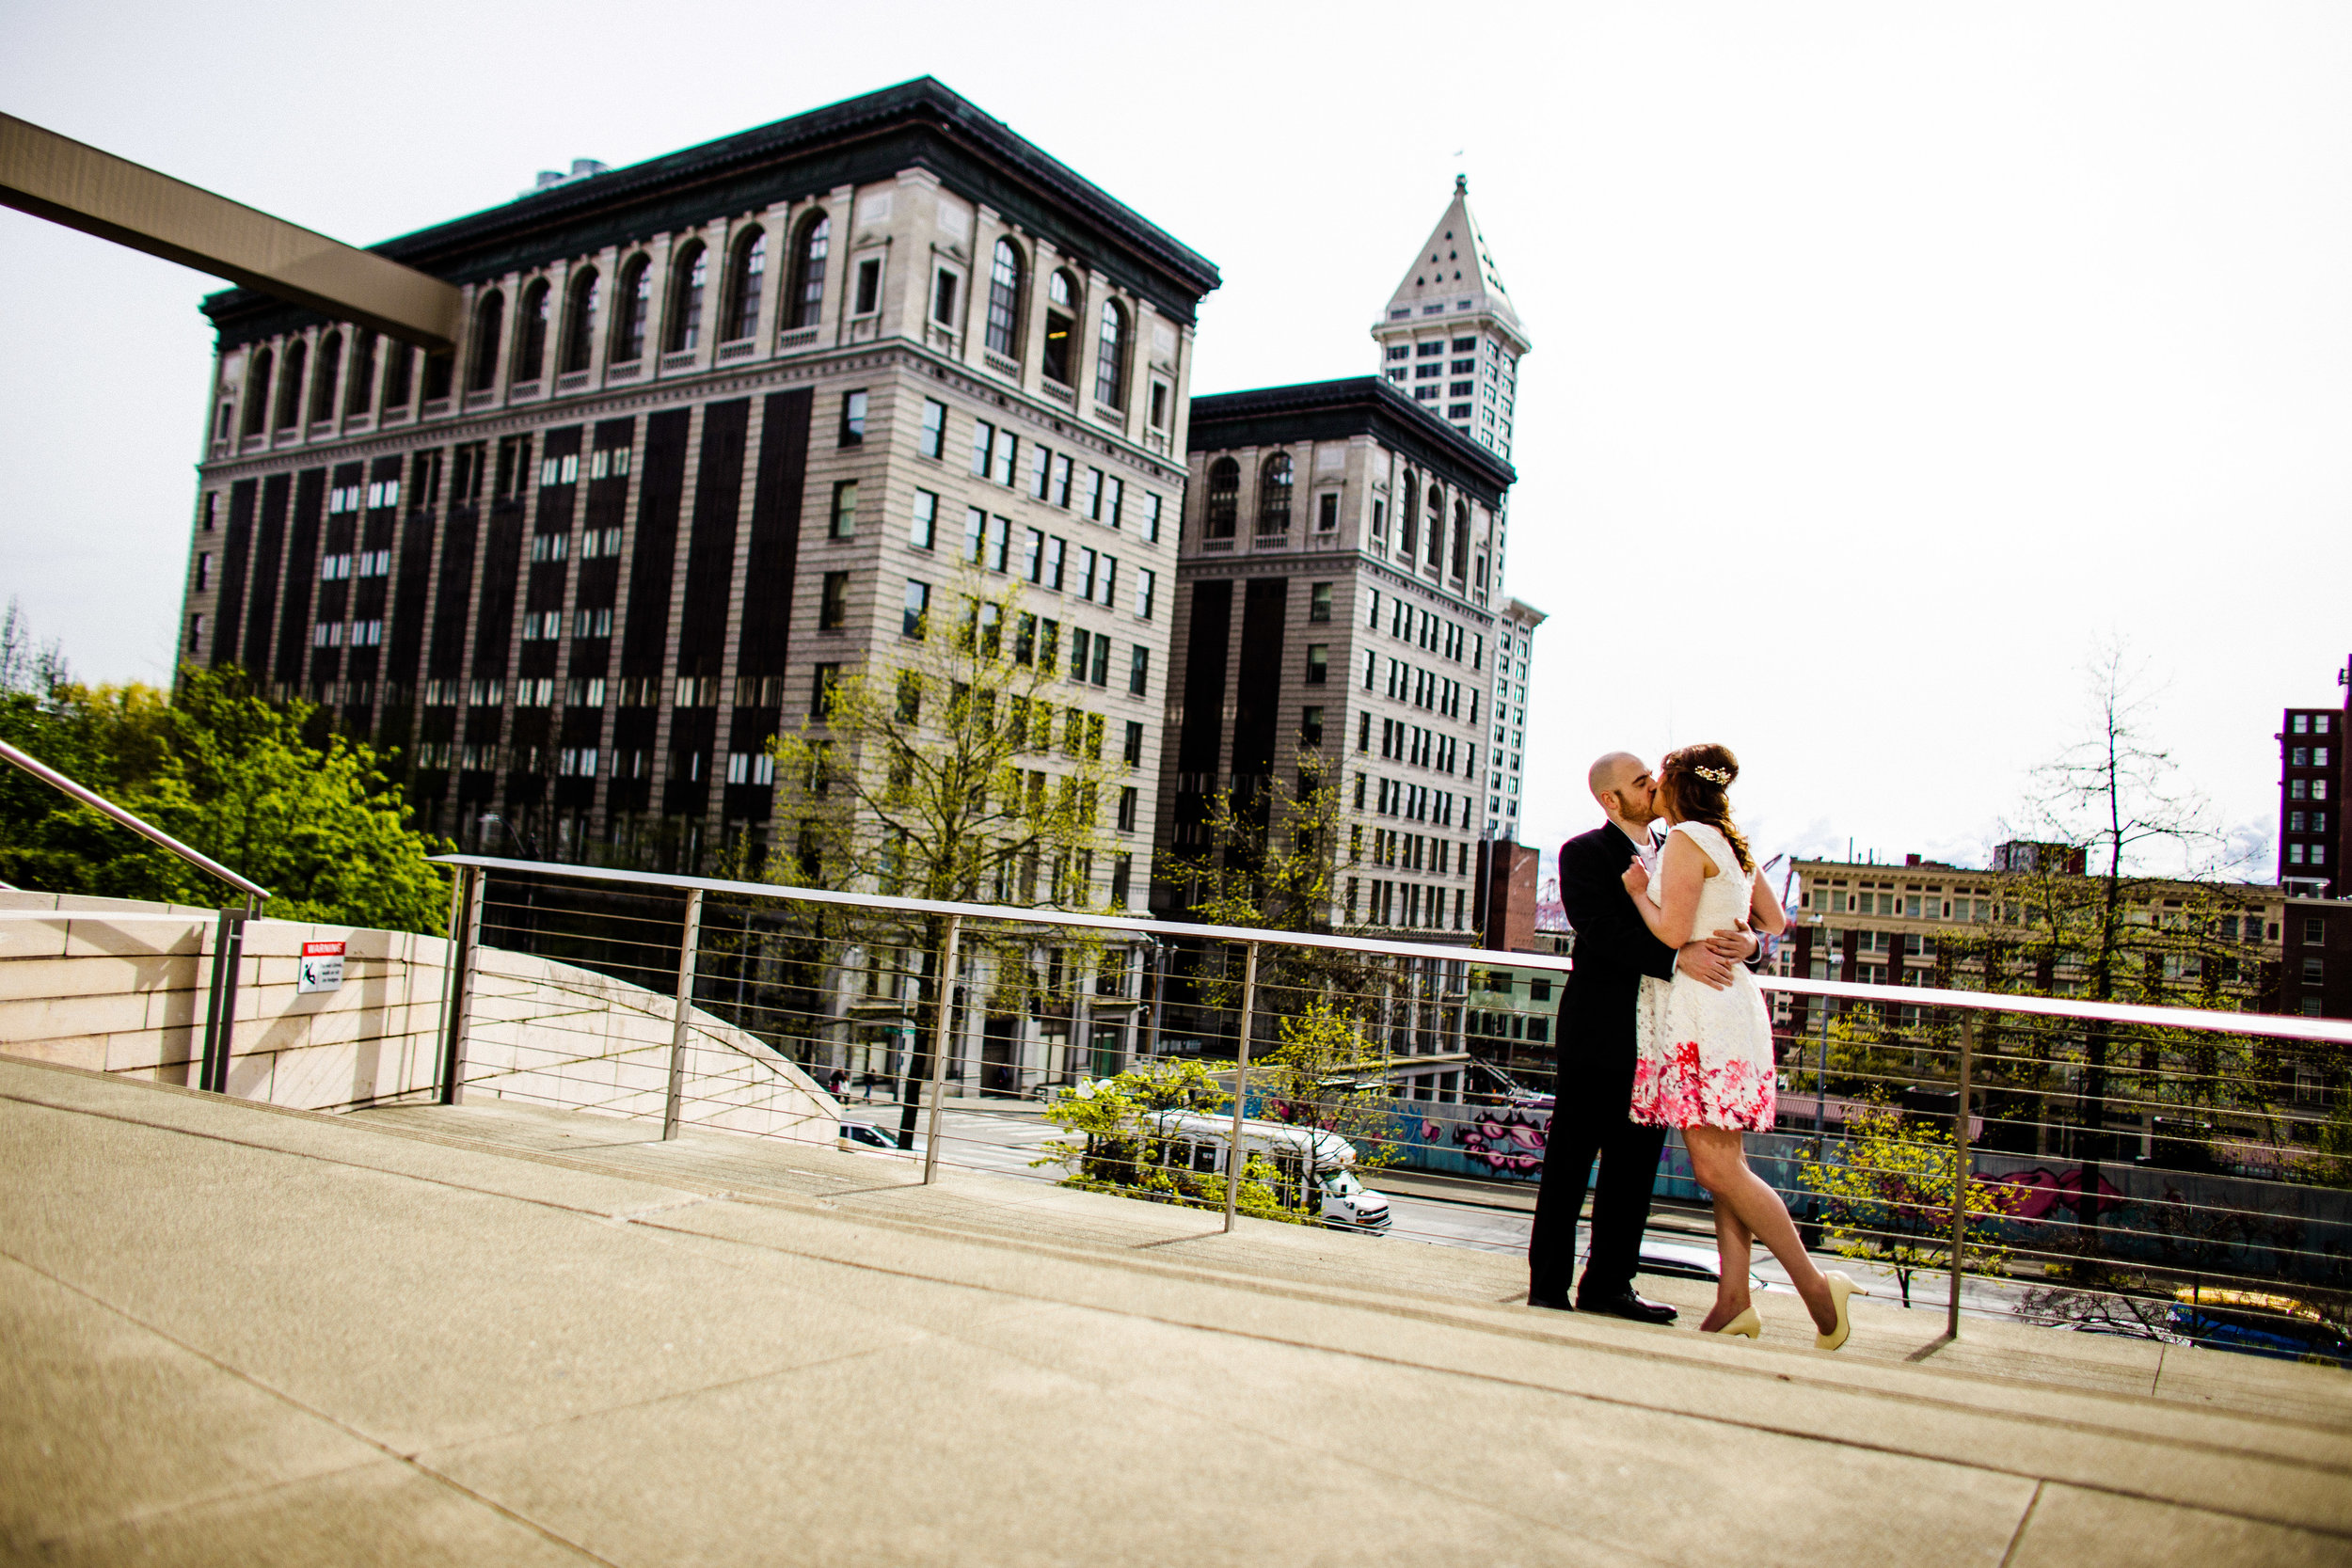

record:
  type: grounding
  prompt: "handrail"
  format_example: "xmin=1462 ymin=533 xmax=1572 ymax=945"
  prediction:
xmin=429 ymin=853 xmax=2352 ymax=1047
xmin=1 ymin=738 xmax=268 ymax=903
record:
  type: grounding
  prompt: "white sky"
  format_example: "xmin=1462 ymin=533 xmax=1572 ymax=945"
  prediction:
xmin=4 ymin=2 xmax=2347 ymax=879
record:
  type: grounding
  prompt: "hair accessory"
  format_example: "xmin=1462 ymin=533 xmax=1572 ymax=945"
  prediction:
xmin=1692 ymin=765 xmax=1731 ymax=784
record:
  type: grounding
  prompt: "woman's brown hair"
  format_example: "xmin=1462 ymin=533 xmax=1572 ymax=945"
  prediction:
xmin=1658 ymin=742 xmax=1755 ymax=874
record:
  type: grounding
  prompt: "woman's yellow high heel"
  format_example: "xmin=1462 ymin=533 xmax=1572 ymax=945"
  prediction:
xmin=1815 ymin=1271 xmax=1867 ymax=1351
xmin=1710 ymin=1307 xmax=1760 ymax=1339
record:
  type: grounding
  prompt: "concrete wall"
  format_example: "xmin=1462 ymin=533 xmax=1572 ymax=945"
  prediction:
xmin=0 ymin=891 xmax=839 ymax=1141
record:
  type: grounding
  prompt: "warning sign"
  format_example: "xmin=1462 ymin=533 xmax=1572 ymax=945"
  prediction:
xmin=297 ymin=940 xmax=345 ymax=994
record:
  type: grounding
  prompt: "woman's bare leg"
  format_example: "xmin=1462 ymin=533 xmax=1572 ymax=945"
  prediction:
xmin=1685 ymin=1127 xmax=1837 ymax=1334
xmin=1698 ymin=1197 xmax=1754 ymax=1331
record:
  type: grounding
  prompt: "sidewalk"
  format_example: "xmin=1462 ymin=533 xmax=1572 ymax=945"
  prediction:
xmin=5 ymin=1053 xmax=2348 ymax=1565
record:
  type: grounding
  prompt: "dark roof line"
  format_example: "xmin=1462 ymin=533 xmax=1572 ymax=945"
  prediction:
xmin=203 ymin=77 xmax=1217 ymax=322
xmin=1188 ymin=376 xmax=1518 ymax=495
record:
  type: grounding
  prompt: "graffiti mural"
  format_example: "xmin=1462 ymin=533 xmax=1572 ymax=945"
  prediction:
xmin=1990 ymin=1166 xmax=2125 ymax=1224
xmin=1452 ymin=1107 xmax=1550 ymax=1177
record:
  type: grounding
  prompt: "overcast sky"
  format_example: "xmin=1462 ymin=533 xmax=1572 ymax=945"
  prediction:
xmin=4 ymin=2 xmax=2346 ymax=879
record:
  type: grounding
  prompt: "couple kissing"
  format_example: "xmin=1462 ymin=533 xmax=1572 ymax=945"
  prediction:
xmin=1526 ymin=744 xmax=1863 ymax=1350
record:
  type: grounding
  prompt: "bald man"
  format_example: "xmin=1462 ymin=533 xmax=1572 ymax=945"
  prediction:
xmin=1526 ymin=752 xmax=1758 ymax=1320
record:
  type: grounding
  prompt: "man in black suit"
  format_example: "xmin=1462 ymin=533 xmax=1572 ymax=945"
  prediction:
xmin=1526 ymin=752 xmax=1758 ymax=1322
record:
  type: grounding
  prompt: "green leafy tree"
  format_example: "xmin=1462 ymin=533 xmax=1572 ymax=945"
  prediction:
xmin=1037 ymin=1058 xmax=1303 ymax=1223
xmin=753 ymin=570 xmax=1128 ymax=1141
xmin=1798 ymin=1099 xmax=2018 ymax=1307
xmin=1 ymin=662 xmax=449 ymax=933
xmin=1256 ymin=999 xmax=1402 ymax=1171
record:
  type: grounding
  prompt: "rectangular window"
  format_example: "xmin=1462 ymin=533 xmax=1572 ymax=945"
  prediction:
xmin=1309 ymin=582 xmax=1332 ymax=623
xmin=1044 ymin=536 xmax=1066 ymax=591
xmin=1318 ymin=493 xmax=1339 ymax=533
xmin=1100 ymin=556 xmax=1117 ymax=607
xmin=911 ymin=489 xmax=937 ymax=549
xmin=1110 ymin=852 xmax=1133 ymax=909
xmin=1142 ymin=492 xmax=1162 ymax=544
xmin=571 ymin=607 xmax=612 ymax=639
xmin=1117 ymin=786 xmax=1138 ymax=832
xmin=854 ymin=258 xmax=882 ymax=316
xmin=1122 ymin=720 xmax=1143 ymax=766
xmin=818 ymin=571 xmax=850 ymax=630
xmin=1128 ymin=643 xmax=1149 ymax=696
xmin=186 ymin=612 xmax=203 ymax=651
xmin=1078 ymin=546 xmax=1098 ymax=601
xmin=970 ymin=420 xmax=994 ymax=477
xmin=902 ymin=579 xmax=930 ymax=639
xmin=1069 ymin=627 xmax=1091 ymax=681
xmin=1103 ymin=476 xmax=1123 ymax=529
xmin=811 ymin=664 xmax=841 ymax=719
xmin=932 ymin=267 xmax=959 ymax=325
xmin=830 ymin=480 xmax=857 ymax=539
xmin=992 ymin=432 xmax=1016 ymax=488
xmin=962 ymin=506 xmax=987 ymax=564
xmin=988 ymin=515 xmax=1010 ymax=573
xmin=1305 ymin=645 xmax=1328 ymax=685
xmin=1090 ymin=633 xmax=1111 ymax=686
xmin=919 ymin=399 xmax=946 ymax=460
xmin=1078 ymin=467 xmax=1102 ymax=519
xmin=1050 ymin=453 xmax=1073 ymax=508
xmin=839 ymin=389 xmax=866 ymax=446
xmin=1301 ymin=705 xmax=1324 ymax=747
xmin=1026 ymin=444 xmax=1051 ymax=499
xmin=1134 ymin=567 xmax=1155 ymax=620
xmin=1025 ymin=527 xmax=1046 ymax=581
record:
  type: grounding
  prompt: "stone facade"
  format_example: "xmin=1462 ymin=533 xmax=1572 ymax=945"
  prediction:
xmin=177 ymin=80 xmax=1216 ymax=895
xmin=1153 ymin=379 xmax=1516 ymax=940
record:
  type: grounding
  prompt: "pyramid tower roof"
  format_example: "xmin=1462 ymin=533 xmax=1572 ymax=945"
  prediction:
xmin=1379 ymin=175 xmax=1526 ymax=348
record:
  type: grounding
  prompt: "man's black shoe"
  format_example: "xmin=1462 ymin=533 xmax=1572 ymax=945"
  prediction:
xmin=1526 ymin=1292 xmax=1573 ymax=1312
xmin=1575 ymin=1288 xmax=1677 ymax=1324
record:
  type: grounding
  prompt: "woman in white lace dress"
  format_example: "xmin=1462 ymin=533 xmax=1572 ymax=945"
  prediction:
xmin=1620 ymin=744 xmax=1864 ymax=1349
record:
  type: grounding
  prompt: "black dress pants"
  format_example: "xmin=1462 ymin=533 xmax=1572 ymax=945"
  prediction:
xmin=1526 ymin=1043 xmax=1667 ymax=1304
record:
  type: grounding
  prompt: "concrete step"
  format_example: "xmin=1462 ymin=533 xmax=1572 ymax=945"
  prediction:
xmin=7 ymin=1053 xmax=2349 ymax=1567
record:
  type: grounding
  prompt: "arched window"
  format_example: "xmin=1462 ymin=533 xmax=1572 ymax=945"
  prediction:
xmin=1398 ymin=469 xmax=1420 ymax=559
xmin=344 ymin=330 xmax=376 ymax=417
xmin=1425 ymin=483 xmax=1445 ymax=568
xmin=514 ymin=278 xmax=550 ymax=381
xmin=241 ymin=346 xmax=274 ymax=436
xmin=467 ymin=291 xmax=503 ymax=391
xmin=1204 ymin=456 xmax=1240 ymax=539
xmin=985 ymin=238 xmax=1024 ymax=357
xmin=1093 ymin=300 xmax=1127 ymax=409
xmin=309 ymin=331 xmax=342 ymax=424
xmin=612 ymin=255 xmax=651 ymax=363
xmin=560 ymin=268 xmax=599 ymax=374
xmin=666 ymin=242 xmax=707 ymax=353
xmin=1042 ymin=269 xmax=1078 ymax=383
xmin=1451 ymin=500 xmax=1470 ymax=578
xmin=787 ymin=212 xmax=830 ymax=330
xmin=1257 ymin=453 xmax=1294 ymax=534
xmin=724 ymin=229 xmax=765 ymax=341
xmin=274 ymin=339 xmax=307 ymax=431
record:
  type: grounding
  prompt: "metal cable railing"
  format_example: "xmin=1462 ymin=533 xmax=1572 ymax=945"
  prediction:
xmin=429 ymin=852 xmax=2352 ymax=1359
xmin=1 ymin=737 xmax=269 ymax=1093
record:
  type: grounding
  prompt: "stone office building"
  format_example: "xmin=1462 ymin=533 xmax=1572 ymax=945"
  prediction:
xmin=180 ymin=79 xmax=1216 ymax=885
xmin=1154 ymin=378 xmax=1517 ymax=937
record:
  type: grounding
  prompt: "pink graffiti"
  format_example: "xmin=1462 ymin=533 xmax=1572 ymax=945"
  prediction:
xmin=1455 ymin=1108 xmax=1549 ymax=1177
xmin=1994 ymin=1166 xmax=2123 ymax=1223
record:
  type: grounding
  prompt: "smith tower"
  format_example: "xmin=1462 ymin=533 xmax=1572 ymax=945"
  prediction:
xmin=1371 ymin=176 xmax=1529 ymax=460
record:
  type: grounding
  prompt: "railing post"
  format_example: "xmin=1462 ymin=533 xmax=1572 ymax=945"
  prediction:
xmin=198 ymin=900 xmax=251 ymax=1094
xmin=1947 ymin=1012 xmax=1977 ymax=1339
xmin=920 ymin=913 xmax=962 ymax=1185
xmin=437 ymin=865 xmax=484 ymax=1106
xmin=1222 ymin=941 xmax=1261 ymax=1234
xmin=661 ymin=888 xmax=705 ymax=1140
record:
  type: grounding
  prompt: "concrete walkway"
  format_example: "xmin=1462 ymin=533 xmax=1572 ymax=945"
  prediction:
xmin=4 ymin=1056 xmax=2348 ymax=1566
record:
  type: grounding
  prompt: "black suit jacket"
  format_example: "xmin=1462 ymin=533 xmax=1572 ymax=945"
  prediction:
xmin=1556 ymin=823 xmax=1678 ymax=1075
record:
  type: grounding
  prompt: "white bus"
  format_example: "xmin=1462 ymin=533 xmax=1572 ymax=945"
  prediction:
xmin=1142 ymin=1111 xmax=1391 ymax=1232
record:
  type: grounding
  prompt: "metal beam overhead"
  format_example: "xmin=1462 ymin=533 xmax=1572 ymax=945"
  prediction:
xmin=0 ymin=113 xmax=461 ymax=352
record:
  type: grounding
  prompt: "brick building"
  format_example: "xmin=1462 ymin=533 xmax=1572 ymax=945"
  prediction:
xmin=180 ymin=79 xmax=1216 ymax=885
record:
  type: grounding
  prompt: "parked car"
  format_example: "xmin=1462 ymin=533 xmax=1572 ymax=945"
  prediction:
xmin=2171 ymin=1289 xmax=2352 ymax=1367
xmin=838 ymin=1121 xmax=912 ymax=1155
xmin=1140 ymin=1111 xmax=1391 ymax=1232
xmin=1637 ymin=1237 xmax=1772 ymax=1290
